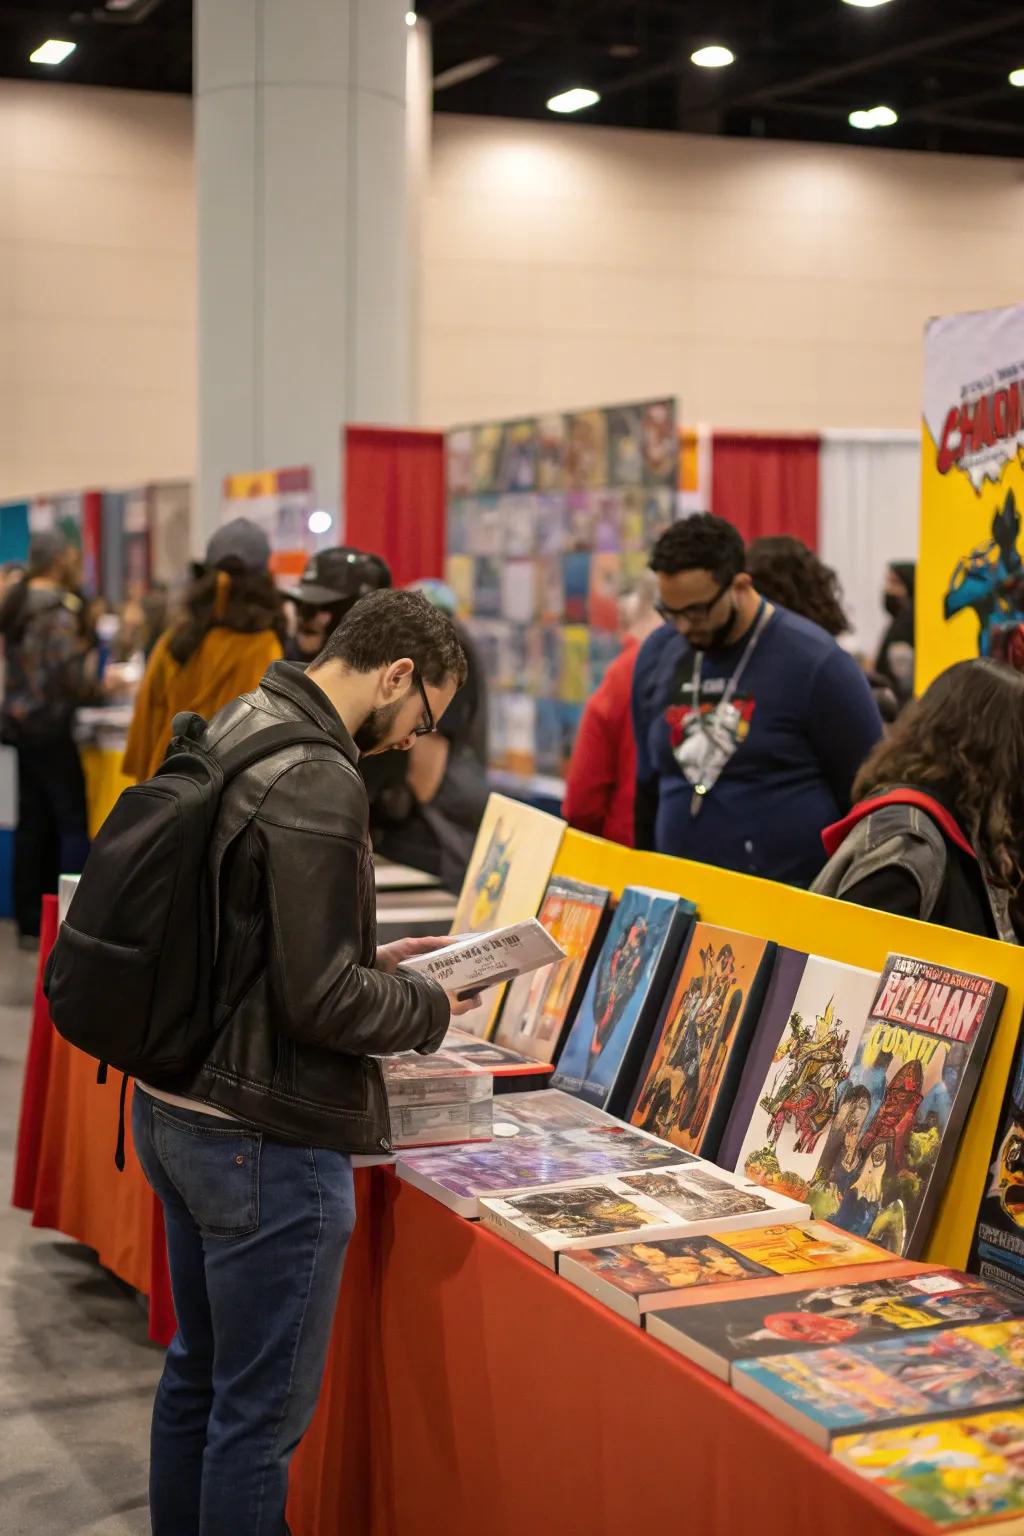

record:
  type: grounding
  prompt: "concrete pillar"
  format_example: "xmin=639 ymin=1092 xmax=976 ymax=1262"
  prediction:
xmin=195 ymin=0 xmax=425 ymax=540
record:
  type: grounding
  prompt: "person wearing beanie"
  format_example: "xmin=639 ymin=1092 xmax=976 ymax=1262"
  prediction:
xmin=123 ymin=518 xmax=286 ymax=782
xmin=0 ymin=531 xmax=95 ymax=943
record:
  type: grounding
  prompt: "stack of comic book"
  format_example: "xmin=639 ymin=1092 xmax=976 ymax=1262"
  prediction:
xmin=381 ymin=1049 xmax=495 ymax=1149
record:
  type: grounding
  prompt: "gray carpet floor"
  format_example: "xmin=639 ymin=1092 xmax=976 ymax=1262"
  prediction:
xmin=0 ymin=921 xmax=160 ymax=1534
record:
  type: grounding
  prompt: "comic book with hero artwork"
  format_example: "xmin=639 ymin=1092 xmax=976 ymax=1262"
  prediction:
xmin=496 ymin=877 xmax=610 ymax=1065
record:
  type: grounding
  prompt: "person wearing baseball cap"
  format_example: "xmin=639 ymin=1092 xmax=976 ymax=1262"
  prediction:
xmin=284 ymin=546 xmax=391 ymax=661
xmin=123 ymin=518 xmax=287 ymax=782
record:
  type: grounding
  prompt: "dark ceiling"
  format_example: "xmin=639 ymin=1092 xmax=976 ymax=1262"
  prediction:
xmin=2 ymin=0 xmax=1024 ymax=159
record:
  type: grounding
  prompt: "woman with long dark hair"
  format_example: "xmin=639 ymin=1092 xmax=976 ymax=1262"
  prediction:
xmin=746 ymin=535 xmax=850 ymax=638
xmin=123 ymin=519 xmax=286 ymax=782
xmin=813 ymin=657 xmax=1024 ymax=941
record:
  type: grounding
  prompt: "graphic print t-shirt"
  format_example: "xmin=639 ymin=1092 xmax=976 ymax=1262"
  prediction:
xmin=632 ymin=607 xmax=882 ymax=886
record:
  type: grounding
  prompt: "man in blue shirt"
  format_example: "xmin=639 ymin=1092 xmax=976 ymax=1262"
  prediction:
xmin=632 ymin=514 xmax=883 ymax=887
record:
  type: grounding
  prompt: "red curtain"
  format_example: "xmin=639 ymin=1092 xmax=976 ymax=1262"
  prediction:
xmin=711 ymin=433 xmax=820 ymax=550
xmin=343 ymin=426 xmax=445 ymax=589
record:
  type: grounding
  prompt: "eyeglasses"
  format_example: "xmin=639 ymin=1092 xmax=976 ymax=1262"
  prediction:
xmin=411 ymin=669 xmax=436 ymax=737
xmin=656 ymin=578 xmax=732 ymax=625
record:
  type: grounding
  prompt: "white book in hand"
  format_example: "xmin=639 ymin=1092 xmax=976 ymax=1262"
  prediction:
xmin=398 ymin=920 xmax=566 ymax=1000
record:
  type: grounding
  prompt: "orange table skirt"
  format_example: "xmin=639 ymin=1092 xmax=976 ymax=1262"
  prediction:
xmin=11 ymin=918 xmax=952 ymax=1536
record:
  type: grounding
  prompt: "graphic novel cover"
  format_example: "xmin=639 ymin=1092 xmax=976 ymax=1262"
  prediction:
xmin=732 ymin=957 xmax=880 ymax=1205
xmin=538 ymin=555 xmax=565 ymax=625
xmin=834 ymin=1409 xmax=1024 ymax=1527
xmin=500 ymin=494 xmax=537 ymax=558
xmin=560 ymin=625 xmax=591 ymax=704
xmin=736 ymin=1322 xmax=1024 ymax=1438
xmin=723 ymin=1221 xmax=894 ymax=1274
xmin=642 ymin=400 xmax=678 ymax=486
xmin=566 ymin=410 xmax=609 ymax=490
xmin=806 ymin=955 xmax=1004 ymax=1258
xmin=551 ymin=887 xmax=693 ymax=1112
xmin=536 ymin=415 xmax=566 ymax=493
xmin=589 ymin=552 xmax=621 ymax=631
xmin=563 ymin=552 xmax=592 ymax=623
xmin=630 ymin=924 xmax=773 ymax=1158
xmin=616 ymin=1166 xmax=780 ymax=1224
xmin=450 ymin=795 xmax=566 ymax=1038
xmin=472 ymin=423 xmax=503 ymax=493
xmin=661 ymin=1272 xmax=1023 ymax=1369
xmin=497 ymin=421 xmax=537 ymax=494
xmin=565 ymin=1234 xmax=772 ymax=1296
xmin=491 ymin=1089 xmax=615 ymax=1136
xmin=608 ymin=405 xmax=645 ymax=486
xmin=971 ymin=996 xmax=1024 ymax=1300
xmin=485 ymin=1178 xmax=679 ymax=1240
xmin=717 ymin=948 xmax=809 ymax=1170
xmin=497 ymin=877 xmax=610 ymax=1063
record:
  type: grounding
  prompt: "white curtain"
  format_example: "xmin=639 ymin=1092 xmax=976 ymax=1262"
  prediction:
xmin=819 ymin=430 xmax=920 ymax=660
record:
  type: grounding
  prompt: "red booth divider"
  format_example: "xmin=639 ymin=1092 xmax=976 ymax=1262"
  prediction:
xmin=343 ymin=424 xmax=446 ymax=587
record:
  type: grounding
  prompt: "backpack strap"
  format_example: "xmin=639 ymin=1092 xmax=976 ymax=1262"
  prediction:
xmin=215 ymin=721 xmax=341 ymax=782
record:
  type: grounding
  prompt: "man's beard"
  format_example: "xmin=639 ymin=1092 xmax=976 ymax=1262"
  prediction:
xmin=690 ymin=599 xmax=738 ymax=654
xmin=354 ymin=697 xmax=403 ymax=754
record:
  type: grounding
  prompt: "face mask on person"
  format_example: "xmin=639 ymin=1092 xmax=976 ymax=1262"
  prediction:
xmin=883 ymin=593 xmax=904 ymax=618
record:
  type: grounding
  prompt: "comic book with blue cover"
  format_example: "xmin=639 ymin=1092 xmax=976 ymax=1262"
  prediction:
xmin=551 ymin=887 xmax=694 ymax=1113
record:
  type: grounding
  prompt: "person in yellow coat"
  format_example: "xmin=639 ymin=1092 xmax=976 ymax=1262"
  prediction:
xmin=123 ymin=519 xmax=285 ymax=782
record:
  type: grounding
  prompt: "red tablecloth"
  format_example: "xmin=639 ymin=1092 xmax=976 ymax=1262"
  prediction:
xmin=11 ymin=916 xmax=954 ymax=1536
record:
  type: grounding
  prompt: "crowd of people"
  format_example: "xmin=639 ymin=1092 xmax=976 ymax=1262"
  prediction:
xmin=2 ymin=504 xmax=1018 ymax=949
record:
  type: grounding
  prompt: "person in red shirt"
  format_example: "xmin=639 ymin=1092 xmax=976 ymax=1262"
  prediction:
xmin=563 ymin=573 xmax=661 ymax=846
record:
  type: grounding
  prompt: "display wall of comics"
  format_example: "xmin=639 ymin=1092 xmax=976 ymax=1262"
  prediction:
xmin=445 ymin=400 xmax=679 ymax=776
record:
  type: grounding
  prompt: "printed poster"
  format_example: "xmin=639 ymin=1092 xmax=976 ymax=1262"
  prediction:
xmin=919 ymin=304 xmax=1024 ymax=690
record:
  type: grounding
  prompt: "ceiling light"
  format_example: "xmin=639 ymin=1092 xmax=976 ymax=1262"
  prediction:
xmin=405 ymin=10 xmax=416 ymax=25
xmin=434 ymin=55 xmax=501 ymax=92
xmin=691 ymin=45 xmax=735 ymax=69
xmin=849 ymin=104 xmax=898 ymax=129
xmin=1010 ymin=68 xmax=1024 ymax=88
xmin=547 ymin=87 xmax=600 ymax=114
xmin=842 ymin=0 xmax=893 ymax=7
xmin=308 ymin=510 xmax=333 ymax=536
xmin=29 ymin=39 xmax=76 ymax=65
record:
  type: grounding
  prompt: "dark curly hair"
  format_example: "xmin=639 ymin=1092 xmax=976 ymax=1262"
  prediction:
xmin=853 ymin=657 xmax=1024 ymax=889
xmin=649 ymin=513 xmax=745 ymax=583
xmin=167 ymin=564 xmax=287 ymax=666
xmin=747 ymin=536 xmax=849 ymax=637
xmin=314 ymin=589 xmax=468 ymax=689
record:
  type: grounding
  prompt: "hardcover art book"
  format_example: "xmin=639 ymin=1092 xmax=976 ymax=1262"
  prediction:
xmin=727 ymin=956 xmax=881 ymax=1206
xmin=613 ymin=1166 xmax=806 ymax=1227
xmin=551 ymin=887 xmax=694 ymax=1114
xmin=496 ymin=877 xmax=611 ymax=1064
xmin=971 ymin=1002 xmax=1024 ymax=1300
xmin=804 ymin=955 xmax=1004 ymax=1258
xmin=648 ymin=1271 xmax=1024 ymax=1382
xmin=734 ymin=1321 xmax=1024 ymax=1450
xmin=833 ymin=1409 xmax=1024 ymax=1528
xmin=396 ymin=1122 xmax=688 ymax=1218
xmin=630 ymin=924 xmax=774 ymax=1159
xmin=449 ymin=794 xmax=566 ymax=1039
xmin=561 ymin=1221 xmax=910 ymax=1325
xmin=490 ymin=1089 xmax=617 ymax=1136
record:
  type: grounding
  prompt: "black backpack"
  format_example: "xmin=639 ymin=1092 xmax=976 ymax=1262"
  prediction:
xmin=44 ymin=711 xmax=330 ymax=1164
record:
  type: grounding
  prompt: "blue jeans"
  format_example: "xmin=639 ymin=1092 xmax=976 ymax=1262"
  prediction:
xmin=132 ymin=1090 xmax=355 ymax=1536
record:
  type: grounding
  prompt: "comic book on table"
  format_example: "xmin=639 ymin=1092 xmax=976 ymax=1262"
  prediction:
xmin=448 ymin=794 xmax=566 ymax=1039
xmin=833 ymin=1409 xmax=1024 ymax=1529
xmin=647 ymin=1270 xmax=1024 ymax=1382
xmin=439 ymin=1029 xmax=555 ymax=1082
xmin=478 ymin=1163 xmax=807 ymax=1271
xmin=381 ymin=1047 xmax=494 ymax=1149
xmin=802 ymin=955 xmax=1003 ymax=1259
xmin=560 ymin=1220 xmax=922 ymax=1326
xmin=716 ymin=948 xmax=809 ymax=1170
xmin=733 ymin=1321 xmax=1024 ymax=1450
xmin=723 ymin=954 xmax=881 ymax=1204
xmin=550 ymin=887 xmax=694 ymax=1114
xmin=629 ymin=923 xmax=775 ymax=1160
xmin=495 ymin=877 xmax=611 ymax=1065
xmin=396 ymin=1121 xmax=689 ymax=1218
xmin=971 ymin=998 xmax=1024 ymax=1302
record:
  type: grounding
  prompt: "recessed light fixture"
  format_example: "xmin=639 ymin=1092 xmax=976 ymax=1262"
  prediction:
xmin=308 ymin=510 xmax=333 ymax=536
xmin=29 ymin=39 xmax=76 ymax=65
xmin=405 ymin=10 xmax=416 ymax=26
xmin=849 ymin=104 xmax=898 ymax=129
xmin=547 ymin=86 xmax=600 ymax=114
xmin=842 ymin=0 xmax=893 ymax=7
xmin=1010 ymin=67 xmax=1024 ymax=88
xmin=691 ymin=45 xmax=735 ymax=69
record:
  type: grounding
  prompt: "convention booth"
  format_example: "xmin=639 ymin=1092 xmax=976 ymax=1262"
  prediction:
xmin=13 ymin=828 xmax=1024 ymax=1535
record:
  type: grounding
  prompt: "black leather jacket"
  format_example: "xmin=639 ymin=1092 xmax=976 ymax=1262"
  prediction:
xmin=158 ymin=661 xmax=450 ymax=1153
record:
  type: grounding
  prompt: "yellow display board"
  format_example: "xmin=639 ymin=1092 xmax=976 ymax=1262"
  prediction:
xmin=918 ymin=303 xmax=1024 ymax=692
xmin=80 ymin=746 xmax=134 ymax=840
xmin=552 ymin=828 xmax=1024 ymax=1271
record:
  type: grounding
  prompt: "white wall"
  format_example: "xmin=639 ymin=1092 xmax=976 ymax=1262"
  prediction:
xmin=1 ymin=83 xmax=1023 ymax=503
xmin=421 ymin=115 xmax=1024 ymax=431
xmin=0 ymin=81 xmax=195 ymax=500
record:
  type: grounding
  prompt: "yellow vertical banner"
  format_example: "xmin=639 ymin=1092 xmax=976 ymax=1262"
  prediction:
xmin=918 ymin=304 xmax=1024 ymax=692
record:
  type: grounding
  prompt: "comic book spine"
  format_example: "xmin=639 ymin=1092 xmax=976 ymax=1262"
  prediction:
xmin=478 ymin=1207 xmax=557 ymax=1268
xmin=716 ymin=949 xmax=807 ymax=1172
xmin=605 ymin=907 xmax=695 ymax=1117
xmin=699 ymin=943 xmax=778 ymax=1162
